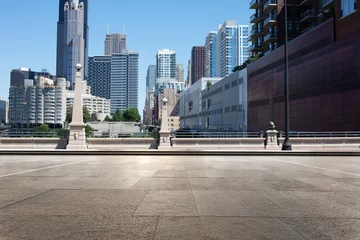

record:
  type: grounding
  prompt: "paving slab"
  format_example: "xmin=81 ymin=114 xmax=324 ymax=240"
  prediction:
xmin=154 ymin=217 xmax=203 ymax=240
xmin=134 ymin=190 xmax=198 ymax=216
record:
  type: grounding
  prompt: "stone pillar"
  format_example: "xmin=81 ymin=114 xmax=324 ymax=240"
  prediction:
xmin=158 ymin=98 xmax=172 ymax=150
xmin=67 ymin=64 xmax=87 ymax=150
xmin=266 ymin=121 xmax=280 ymax=150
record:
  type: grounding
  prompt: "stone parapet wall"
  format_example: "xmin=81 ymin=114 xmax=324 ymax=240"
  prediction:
xmin=0 ymin=138 xmax=67 ymax=149
xmin=88 ymin=138 xmax=156 ymax=150
xmin=172 ymin=138 xmax=265 ymax=150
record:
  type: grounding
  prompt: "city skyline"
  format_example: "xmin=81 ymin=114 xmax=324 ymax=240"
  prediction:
xmin=0 ymin=0 xmax=251 ymax=116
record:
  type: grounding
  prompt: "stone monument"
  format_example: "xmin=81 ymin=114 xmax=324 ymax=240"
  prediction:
xmin=158 ymin=98 xmax=172 ymax=150
xmin=67 ymin=64 xmax=87 ymax=150
xmin=266 ymin=121 xmax=280 ymax=149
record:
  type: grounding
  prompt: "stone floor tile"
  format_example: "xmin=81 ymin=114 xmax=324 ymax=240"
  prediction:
xmin=53 ymin=216 xmax=158 ymax=240
xmin=0 ymin=216 xmax=36 ymax=235
xmin=257 ymin=178 xmax=325 ymax=191
xmin=82 ymin=177 xmax=141 ymax=189
xmin=200 ymin=217 xmax=306 ymax=240
xmin=6 ymin=215 xmax=79 ymax=240
xmin=153 ymin=170 xmax=189 ymax=178
xmin=193 ymin=190 xmax=281 ymax=217
xmin=190 ymin=178 xmax=253 ymax=191
xmin=132 ymin=178 xmax=191 ymax=190
xmin=134 ymin=190 xmax=198 ymax=216
xmin=295 ymin=177 xmax=360 ymax=191
xmin=154 ymin=217 xmax=203 ymax=240
xmin=281 ymin=218 xmax=360 ymax=240
xmin=20 ymin=189 xmax=76 ymax=204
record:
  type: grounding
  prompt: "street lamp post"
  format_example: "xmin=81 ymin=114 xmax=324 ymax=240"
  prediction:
xmin=282 ymin=0 xmax=292 ymax=151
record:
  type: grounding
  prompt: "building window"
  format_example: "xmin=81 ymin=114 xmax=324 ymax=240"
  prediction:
xmin=231 ymin=80 xmax=237 ymax=87
xmin=225 ymin=84 xmax=230 ymax=90
xmin=231 ymin=105 xmax=237 ymax=112
xmin=341 ymin=0 xmax=357 ymax=17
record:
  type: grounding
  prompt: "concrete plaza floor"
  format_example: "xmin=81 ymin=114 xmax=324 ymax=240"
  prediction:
xmin=0 ymin=155 xmax=360 ymax=239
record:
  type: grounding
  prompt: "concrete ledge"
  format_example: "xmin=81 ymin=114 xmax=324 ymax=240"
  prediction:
xmin=0 ymin=138 xmax=67 ymax=150
xmin=87 ymin=138 xmax=156 ymax=150
xmin=0 ymin=149 xmax=359 ymax=156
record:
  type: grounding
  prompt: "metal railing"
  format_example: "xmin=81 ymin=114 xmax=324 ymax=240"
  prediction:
xmin=279 ymin=132 xmax=360 ymax=138
xmin=90 ymin=132 xmax=153 ymax=139
xmin=174 ymin=132 xmax=264 ymax=139
xmin=300 ymin=9 xmax=317 ymax=21
xmin=0 ymin=132 xmax=65 ymax=138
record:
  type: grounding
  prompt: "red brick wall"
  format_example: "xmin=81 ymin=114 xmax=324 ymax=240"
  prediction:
xmin=247 ymin=19 xmax=360 ymax=131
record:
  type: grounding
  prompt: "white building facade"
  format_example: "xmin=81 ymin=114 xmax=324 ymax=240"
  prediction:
xmin=180 ymin=69 xmax=248 ymax=131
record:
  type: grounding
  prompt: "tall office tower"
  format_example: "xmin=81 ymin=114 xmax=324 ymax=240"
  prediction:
xmin=104 ymin=34 xmax=127 ymax=55
xmin=205 ymin=32 xmax=217 ymax=77
xmin=248 ymin=0 xmax=335 ymax=56
xmin=56 ymin=0 xmax=86 ymax=87
xmin=88 ymin=56 xmax=112 ymax=99
xmin=146 ymin=65 xmax=157 ymax=92
xmin=176 ymin=64 xmax=184 ymax=83
xmin=191 ymin=46 xmax=206 ymax=84
xmin=110 ymin=51 xmax=139 ymax=113
xmin=156 ymin=49 xmax=176 ymax=78
xmin=216 ymin=20 xmax=238 ymax=77
xmin=186 ymin=59 xmax=192 ymax=88
xmin=237 ymin=25 xmax=250 ymax=65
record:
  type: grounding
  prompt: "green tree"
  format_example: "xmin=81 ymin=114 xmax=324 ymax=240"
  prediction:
xmin=123 ymin=108 xmax=141 ymax=122
xmin=85 ymin=125 xmax=94 ymax=138
xmin=207 ymin=81 xmax=212 ymax=87
xmin=112 ymin=109 xmax=123 ymax=122
xmin=34 ymin=124 xmax=49 ymax=133
xmin=66 ymin=106 xmax=91 ymax=123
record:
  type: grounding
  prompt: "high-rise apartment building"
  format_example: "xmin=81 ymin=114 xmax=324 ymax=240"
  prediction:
xmin=216 ymin=21 xmax=238 ymax=77
xmin=191 ymin=46 xmax=206 ymax=84
xmin=176 ymin=64 xmax=185 ymax=83
xmin=88 ymin=56 xmax=112 ymax=100
xmin=249 ymin=0 xmax=335 ymax=56
xmin=104 ymin=33 xmax=127 ymax=55
xmin=156 ymin=49 xmax=176 ymax=78
xmin=110 ymin=52 xmax=139 ymax=113
xmin=9 ymin=76 xmax=67 ymax=128
xmin=57 ymin=0 xmax=86 ymax=86
xmin=205 ymin=32 xmax=217 ymax=77
xmin=146 ymin=65 xmax=157 ymax=92
xmin=237 ymin=25 xmax=250 ymax=65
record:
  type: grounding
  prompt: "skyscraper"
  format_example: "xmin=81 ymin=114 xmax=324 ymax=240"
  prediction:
xmin=57 ymin=0 xmax=88 ymax=85
xmin=110 ymin=51 xmax=139 ymax=113
xmin=88 ymin=56 xmax=112 ymax=100
xmin=216 ymin=21 xmax=238 ymax=78
xmin=205 ymin=32 xmax=217 ymax=77
xmin=191 ymin=46 xmax=206 ymax=84
xmin=237 ymin=25 xmax=250 ymax=66
xmin=104 ymin=34 xmax=127 ymax=55
xmin=146 ymin=65 xmax=157 ymax=92
xmin=156 ymin=49 xmax=176 ymax=78
xmin=175 ymin=64 xmax=184 ymax=83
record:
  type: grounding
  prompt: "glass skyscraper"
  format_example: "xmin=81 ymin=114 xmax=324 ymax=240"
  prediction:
xmin=57 ymin=0 xmax=88 ymax=85
xmin=237 ymin=25 xmax=250 ymax=66
xmin=216 ymin=21 xmax=238 ymax=77
xmin=110 ymin=52 xmax=139 ymax=113
xmin=205 ymin=32 xmax=217 ymax=77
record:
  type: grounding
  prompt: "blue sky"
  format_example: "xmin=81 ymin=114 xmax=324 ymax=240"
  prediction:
xmin=0 ymin=0 xmax=251 ymax=111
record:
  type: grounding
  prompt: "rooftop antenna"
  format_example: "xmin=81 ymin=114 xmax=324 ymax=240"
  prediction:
xmin=106 ymin=22 xmax=110 ymax=34
xmin=123 ymin=24 xmax=126 ymax=35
